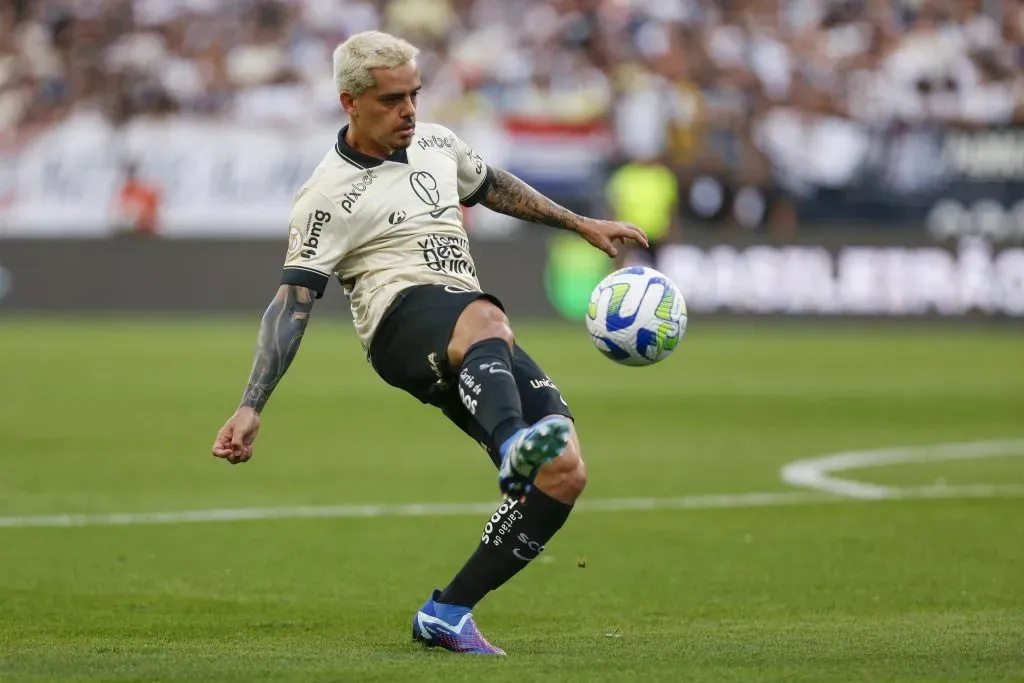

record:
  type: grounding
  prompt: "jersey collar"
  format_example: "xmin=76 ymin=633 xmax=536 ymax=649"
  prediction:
xmin=335 ymin=125 xmax=409 ymax=169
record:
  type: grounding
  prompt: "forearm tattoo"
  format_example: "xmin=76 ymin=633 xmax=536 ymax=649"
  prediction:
xmin=239 ymin=285 xmax=314 ymax=413
xmin=481 ymin=168 xmax=583 ymax=233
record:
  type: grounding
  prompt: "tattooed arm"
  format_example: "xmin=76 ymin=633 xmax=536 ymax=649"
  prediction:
xmin=480 ymin=168 xmax=648 ymax=257
xmin=211 ymin=284 xmax=315 ymax=464
xmin=480 ymin=168 xmax=585 ymax=233
xmin=239 ymin=284 xmax=315 ymax=413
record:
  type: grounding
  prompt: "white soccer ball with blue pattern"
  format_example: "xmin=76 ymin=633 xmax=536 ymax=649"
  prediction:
xmin=585 ymin=266 xmax=687 ymax=366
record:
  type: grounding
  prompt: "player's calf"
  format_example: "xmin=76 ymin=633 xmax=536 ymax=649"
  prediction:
xmin=436 ymin=479 xmax=576 ymax=610
xmin=532 ymin=424 xmax=586 ymax=504
xmin=436 ymin=425 xmax=584 ymax=611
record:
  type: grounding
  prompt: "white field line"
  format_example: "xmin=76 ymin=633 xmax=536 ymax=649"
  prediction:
xmin=2 ymin=483 xmax=1024 ymax=529
xmin=0 ymin=492 xmax=820 ymax=529
xmin=780 ymin=439 xmax=1024 ymax=499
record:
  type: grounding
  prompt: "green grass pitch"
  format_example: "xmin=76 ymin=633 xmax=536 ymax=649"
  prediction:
xmin=1 ymin=317 xmax=1022 ymax=682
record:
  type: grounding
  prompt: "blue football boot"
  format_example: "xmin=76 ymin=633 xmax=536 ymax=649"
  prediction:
xmin=412 ymin=590 xmax=506 ymax=655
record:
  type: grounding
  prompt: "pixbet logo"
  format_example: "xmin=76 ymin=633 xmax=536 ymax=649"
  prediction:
xmin=417 ymin=134 xmax=456 ymax=151
xmin=301 ymin=209 xmax=331 ymax=259
xmin=340 ymin=169 xmax=378 ymax=213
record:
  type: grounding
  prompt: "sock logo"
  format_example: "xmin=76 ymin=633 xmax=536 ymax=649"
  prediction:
xmin=459 ymin=385 xmax=478 ymax=415
xmin=459 ymin=368 xmax=483 ymax=414
xmin=512 ymin=532 xmax=545 ymax=562
xmin=481 ymin=499 xmax=520 ymax=545
xmin=530 ymin=376 xmax=568 ymax=407
xmin=459 ymin=368 xmax=482 ymax=394
xmin=479 ymin=362 xmax=513 ymax=378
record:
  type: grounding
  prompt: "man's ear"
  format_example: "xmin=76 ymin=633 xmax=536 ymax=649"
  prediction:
xmin=340 ymin=92 xmax=356 ymax=117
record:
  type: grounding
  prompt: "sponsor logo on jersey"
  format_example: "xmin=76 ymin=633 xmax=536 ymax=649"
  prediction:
xmin=388 ymin=210 xmax=407 ymax=225
xmin=418 ymin=234 xmax=476 ymax=276
xmin=417 ymin=133 xmax=456 ymax=151
xmin=417 ymin=133 xmax=484 ymax=174
xmin=340 ymin=169 xmax=378 ymax=214
xmin=467 ymin=148 xmax=484 ymax=174
xmin=301 ymin=209 xmax=331 ymax=259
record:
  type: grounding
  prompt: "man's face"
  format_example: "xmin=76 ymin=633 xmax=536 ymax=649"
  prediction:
xmin=343 ymin=62 xmax=421 ymax=152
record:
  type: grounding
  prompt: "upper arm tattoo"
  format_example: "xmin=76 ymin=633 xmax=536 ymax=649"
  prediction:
xmin=239 ymin=284 xmax=315 ymax=413
xmin=480 ymin=168 xmax=583 ymax=233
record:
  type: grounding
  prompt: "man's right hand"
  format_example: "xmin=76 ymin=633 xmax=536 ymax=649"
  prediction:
xmin=212 ymin=407 xmax=261 ymax=464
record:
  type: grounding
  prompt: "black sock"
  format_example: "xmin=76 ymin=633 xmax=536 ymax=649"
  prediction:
xmin=458 ymin=338 xmax=527 ymax=447
xmin=438 ymin=487 xmax=574 ymax=608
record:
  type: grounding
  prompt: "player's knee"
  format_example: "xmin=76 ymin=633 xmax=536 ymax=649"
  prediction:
xmin=476 ymin=318 xmax=514 ymax=349
xmin=475 ymin=303 xmax=513 ymax=346
xmin=449 ymin=300 xmax=514 ymax=366
xmin=536 ymin=436 xmax=587 ymax=504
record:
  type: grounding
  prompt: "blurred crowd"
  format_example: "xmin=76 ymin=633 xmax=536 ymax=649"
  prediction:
xmin=1 ymin=0 xmax=1023 ymax=232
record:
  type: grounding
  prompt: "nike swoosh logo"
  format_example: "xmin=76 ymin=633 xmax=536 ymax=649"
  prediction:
xmin=479 ymin=362 xmax=512 ymax=378
xmin=416 ymin=611 xmax=473 ymax=640
xmin=416 ymin=614 xmax=437 ymax=641
xmin=429 ymin=205 xmax=459 ymax=218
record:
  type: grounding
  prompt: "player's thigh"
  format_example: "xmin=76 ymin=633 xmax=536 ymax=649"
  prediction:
xmin=369 ymin=285 xmax=500 ymax=404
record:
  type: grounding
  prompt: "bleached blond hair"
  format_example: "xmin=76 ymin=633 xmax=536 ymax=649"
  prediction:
xmin=333 ymin=31 xmax=420 ymax=96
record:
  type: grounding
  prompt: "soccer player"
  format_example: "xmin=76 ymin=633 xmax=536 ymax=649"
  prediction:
xmin=210 ymin=31 xmax=647 ymax=656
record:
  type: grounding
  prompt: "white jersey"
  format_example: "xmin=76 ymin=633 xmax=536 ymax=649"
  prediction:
xmin=280 ymin=122 xmax=493 ymax=350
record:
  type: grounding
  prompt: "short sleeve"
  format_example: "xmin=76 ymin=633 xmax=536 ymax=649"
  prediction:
xmin=452 ymin=131 xmax=494 ymax=206
xmin=280 ymin=188 xmax=347 ymax=299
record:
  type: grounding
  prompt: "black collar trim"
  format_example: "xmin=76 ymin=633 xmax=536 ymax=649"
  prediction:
xmin=335 ymin=125 xmax=408 ymax=168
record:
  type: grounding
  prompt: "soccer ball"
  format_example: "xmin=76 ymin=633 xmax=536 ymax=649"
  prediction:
xmin=585 ymin=266 xmax=687 ymax=366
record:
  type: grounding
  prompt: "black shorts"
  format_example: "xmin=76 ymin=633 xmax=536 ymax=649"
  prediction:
xmin=369 ymin=284 xmax=573 ymax=467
